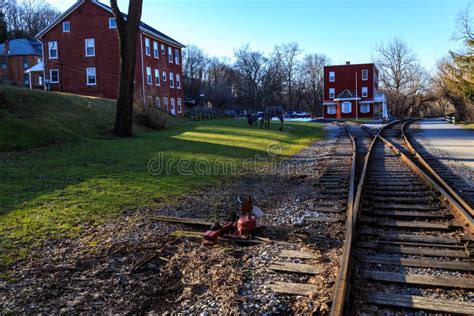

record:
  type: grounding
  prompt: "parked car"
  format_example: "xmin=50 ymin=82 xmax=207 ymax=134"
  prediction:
xmin=287 ymin=111 xmax=311 ymax=118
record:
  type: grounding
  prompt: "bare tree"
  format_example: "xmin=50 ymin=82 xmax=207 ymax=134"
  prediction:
xmin=234 ymin=44 xmax=278 ymax=109
xmin=110 ymin=0 xmax=143 ymax=137
xmin=182 ymin=44 xmax=209 ymax=104
xmin=275 ymin=42 xmax=301 ymax=109
xmin=299 ymin=53 xmax=330 ymax=116
xmin=203 ymin=57 xmax=236 ymax=108
xmin=2 ymin=0 xmax=60 ymax=38
xmin=373 ymin=38 xmax=432 ymax=117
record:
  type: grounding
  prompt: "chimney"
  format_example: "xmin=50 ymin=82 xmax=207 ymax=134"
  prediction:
xmin=346 ymin=61 xmax=350 ymax=65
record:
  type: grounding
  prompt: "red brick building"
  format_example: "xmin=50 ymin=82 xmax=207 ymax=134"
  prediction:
xmin=323 ymin=62 xmax=388 ymax=119
xmin=36 ymin=0 xmax=185 ymax=116
xmin=0 ymin=39 xmax=43 ymax=88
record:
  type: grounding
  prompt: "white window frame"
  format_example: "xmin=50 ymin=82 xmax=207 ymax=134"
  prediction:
xmin=50 ymin=69 xmax=59 ymax=83
xmin=154 ymin=68 xmax=160 ymax=86
xmin=145 ymin=38 xmax=151 ymax=56
xmin=109 ymin=17 xmax=117 ymax=29
xmin=362 ymin=69 xmax=368 ymax=81
xmin=327 ymin=104 xmax=336 ymax=115
xmin=174 ymin=48 xmax=180 ymax=64
xmin=85 ymin=38 xmax=95 ymax=57
xmin=168 ymin=47 xmax=173 ymax=63
xmin=155 ymin=96 xmax=161 ymax=108
xmin=146 ymin=67 xmax=152 ymax=84
xmin=162 ymin=71 xmax=167 ymax=82
xmin=153 ymin=41 xmax=159 ymax=58
xmin=171 ymin=98 xmax=176 ymax=113
xmin=164 ymin=97 xmax=169 ymax=111
xmin=329 ymin=88 xmax=335 ymax=99
xmin=176 ymin=74 xmax=181 ymax=89
xmin=362 ymin=87 xmax=368 ymax=97
xmin=63 ymin=22 xmax=70 ymax=32
xmin=169 ymin=72 xmax=174 ymax=88
xmin=329 ymin=71 xmax=335 ymax=82
xmin=360 ymin=103 xmax=370 ymax=113
xmin=161 ymin=44 xmax=165 ymax=55
xmin=86 ymin=67 xmax=97 ymax=86
xmin=342 ymin=102 xmax=352 ymax=113
xmin=177 ymin=98 xmax=182 ymax=113
xmin=48 ymin=41 xmax=58 ymax=59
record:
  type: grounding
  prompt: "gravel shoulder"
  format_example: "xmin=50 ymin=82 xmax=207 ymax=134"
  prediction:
xmin=411 ymin=118 xmax=474 ymax=170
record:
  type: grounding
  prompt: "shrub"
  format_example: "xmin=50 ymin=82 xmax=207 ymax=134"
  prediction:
xmin=133 ymin=101 xmax=169 ymax=129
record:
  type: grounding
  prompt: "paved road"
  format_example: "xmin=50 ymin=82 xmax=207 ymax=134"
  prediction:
xmin=412 ymin=117 xmax=474 ymax=169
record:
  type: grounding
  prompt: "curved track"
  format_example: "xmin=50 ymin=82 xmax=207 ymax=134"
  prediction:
xmin=331 ymin=121 xmax=474 ymax=315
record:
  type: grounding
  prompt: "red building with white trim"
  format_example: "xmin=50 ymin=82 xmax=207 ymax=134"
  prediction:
xmin=36 ymin=0 xmax=185 ymax=116
xmin=323 ymin=62 xmax=388 ymax=119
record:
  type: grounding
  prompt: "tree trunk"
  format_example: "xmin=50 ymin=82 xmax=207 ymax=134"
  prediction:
xmin=110 ymin=0 xmax=143 ymax=137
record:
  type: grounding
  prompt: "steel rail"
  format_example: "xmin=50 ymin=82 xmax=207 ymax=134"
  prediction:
xmin=401 ymin=119 xmax=474 ymax=216
xmin=379 ymin=132 xmax=474 ymax=236
xmin=330 ymin=120 xmax=403 ymax=316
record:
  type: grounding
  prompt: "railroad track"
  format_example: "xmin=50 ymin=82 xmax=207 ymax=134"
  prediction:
xmin=403 ymin=120 xmax=474 ymax=213
xmin=331 ymin=120 xmax=474 ymax=315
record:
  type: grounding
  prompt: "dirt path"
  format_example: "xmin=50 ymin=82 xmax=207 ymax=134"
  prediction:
xmin=1 ymin=125 xmax=346 ymax=315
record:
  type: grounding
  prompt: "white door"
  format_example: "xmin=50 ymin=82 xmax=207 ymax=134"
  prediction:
xmin=171 ymin=98 xmax=176 ymax=115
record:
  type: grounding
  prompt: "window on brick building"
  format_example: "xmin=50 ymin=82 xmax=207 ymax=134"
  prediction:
xmin=85 ymin=38 xmax=95 ymax=57
xmin=164 ymin=97 xmax=169 ymax=111
xmin=162 ymin=71 xmax=167 ymax=82
xmin=360 ymin=104 xmax=370 ymax=113
xmin=50 ymin=69 xmax=59 ymax=83
xmin=161 ymin=44 xmax=165 ymax=55
xmin=86 ymin=67 xmax=96 ymax=86
xmin=109 ymin=18 xmax=117 ymax=29
xmin=362 ymin=87 xmax=368 ymax=97
xmin=329 ymin=71 xmax=335 ymax=82
xmin=327 ymin=104 xmax=336 ymax=115
xmin=362 ymin=69 xmax=368 ymax=81
xmin=155 ymin=96 xmax=161 ymax=108
xmin=176 ymin=74 xmax=181 ymax=89
xmin=342 ymin=102 xmax=352 ymax=113
xmin=168 ymin=47 xmax=173 ymax=63
xmin=177 ymin=98 xmax=182 ymax=113
xmin=153 ymin=41 xmax=159 ymax=58
xmin=329 ymin=88 xmax=335 ymax=99
xmin=146 ymin=67 xmax=152 ymax=84
xmin=48 ymin=41 xmax=58 ymax=59
xmin=169 ymin=72 xmax=174 ymax=88
xmin=145 ymin=38 xmax=151 ymax=56
xmin=174 ymin=48 xmax=180 ymax=64
xmin=171 ymin=98 xmax=176 ymax=114
xmin=63 ymin=22 xmax=70 ymax=32
xmin=155 ymin=69 xmax=160 ymax=85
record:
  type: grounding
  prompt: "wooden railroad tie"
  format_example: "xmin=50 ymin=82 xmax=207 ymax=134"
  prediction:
xmin=361 ymin=270 xmax=474 ymax=289
xmin=365 ymin=292 xmax=474 ymax=314
xmin=269 ymin=262 xmax=322 ymax=275
xmin=266 ymin=282 xmax=318 ymax=296
xmin=150 ymin=215 xmax=214 ymax=227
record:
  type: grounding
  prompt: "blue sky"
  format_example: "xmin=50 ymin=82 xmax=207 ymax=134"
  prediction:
xmin=48 ymin=0 xmax=469 ymax=71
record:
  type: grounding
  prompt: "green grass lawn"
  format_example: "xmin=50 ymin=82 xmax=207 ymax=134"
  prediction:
xmin=0 ymin=87 xmax=324 ymax=268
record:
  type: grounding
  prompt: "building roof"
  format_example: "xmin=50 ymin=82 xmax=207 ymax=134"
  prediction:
xmin=0 ymin=38 xmax=42 ymax=56
xmin=25 ymin=61 xmax=44 ymax=73
xmin=36 ymin=0 xmax=185 ymax=48
xmin=336 ymin=89 xmax=358 ymax=99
